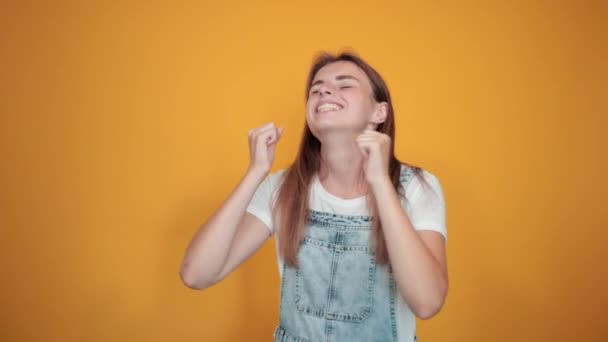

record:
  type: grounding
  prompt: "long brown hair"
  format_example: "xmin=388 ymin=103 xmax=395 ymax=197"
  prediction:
xmin=273 ymin=51 xmax=428 ymax=268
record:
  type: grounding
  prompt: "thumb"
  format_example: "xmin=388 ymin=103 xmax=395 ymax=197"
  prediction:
xmin=277 ymin=126 xmax=284 ymax=139
xmin=365 ymin=122 xmax=377 ymax=131
xmin=267 ymin=126 xmax=284 ymax=146
xmin=357 ymin=141 xmax=370 ymax=160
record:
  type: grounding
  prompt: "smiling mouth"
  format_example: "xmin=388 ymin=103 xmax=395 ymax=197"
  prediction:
xmin=316 ymin=103 xmax=343 ymax=113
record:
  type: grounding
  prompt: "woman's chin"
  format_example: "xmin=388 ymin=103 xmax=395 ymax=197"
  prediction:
xmin=309 ymin=122 xmax=361 ymax=138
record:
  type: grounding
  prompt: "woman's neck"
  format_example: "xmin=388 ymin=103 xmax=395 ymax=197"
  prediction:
xmin=318 ymin=136 xmax=369 ymax=199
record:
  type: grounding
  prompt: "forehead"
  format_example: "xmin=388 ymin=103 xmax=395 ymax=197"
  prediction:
xmin=312 ymin=61 xmax=369 ymax=82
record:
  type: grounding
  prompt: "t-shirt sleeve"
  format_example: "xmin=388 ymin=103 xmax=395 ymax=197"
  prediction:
xmin=405 ymin=170 xmax=447 ymax=242
xmin=245 ymin=171 xmax=282 ymax=234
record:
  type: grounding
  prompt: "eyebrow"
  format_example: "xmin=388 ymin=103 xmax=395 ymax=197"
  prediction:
xmin=311 ymin=75 xmax=360 ymax=87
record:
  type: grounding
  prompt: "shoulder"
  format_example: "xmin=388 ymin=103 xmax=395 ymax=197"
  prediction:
xmin=399 ymin=164 xmax=444 ymax=203
xmin=259 ymin=168 xmax=289 ymax=197
xmin=267 ymin=168 xmax=288 ymax=186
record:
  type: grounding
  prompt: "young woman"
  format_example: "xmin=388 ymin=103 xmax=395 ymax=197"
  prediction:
xmin=180 ymin=52 xmax=448 ymax=341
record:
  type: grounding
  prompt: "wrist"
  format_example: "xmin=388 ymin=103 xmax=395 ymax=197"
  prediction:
xmin=247 ymin=165 xmax=270 ymax=179
xmin=369 ymin=174 xmax=393 ymax=195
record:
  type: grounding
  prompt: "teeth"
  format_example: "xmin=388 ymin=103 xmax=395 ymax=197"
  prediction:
xmin=317 ymin=103 xmax=342 ymax=112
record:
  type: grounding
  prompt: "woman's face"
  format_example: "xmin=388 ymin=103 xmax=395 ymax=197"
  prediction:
xmin=306 ymin=61 xmax=384 ymax=138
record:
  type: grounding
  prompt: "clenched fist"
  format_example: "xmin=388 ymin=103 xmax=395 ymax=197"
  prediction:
xmin=248 ymin=122 xmax=283 ymax=175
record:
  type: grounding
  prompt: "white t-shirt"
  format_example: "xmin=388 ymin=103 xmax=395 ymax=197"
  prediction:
xmin=246 ymin=164 xmax=447 ymax=341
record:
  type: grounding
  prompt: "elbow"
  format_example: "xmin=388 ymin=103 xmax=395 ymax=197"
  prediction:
xmin=414 ymin=301 xmax=444 ymax=320
xmin=179 ymin=263 xmax=213 ymax=290
xmin=180 ymin=273 xmax=206 ymax=290
xmin=412 ymin=288 xmax=448 ymax=320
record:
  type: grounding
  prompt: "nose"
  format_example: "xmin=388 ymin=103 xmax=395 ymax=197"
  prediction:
xmin=318 ymin=84 xmax=333 ymax=96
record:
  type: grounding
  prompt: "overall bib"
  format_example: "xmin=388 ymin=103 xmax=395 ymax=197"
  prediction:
xmin=273 ymin=164 xmax=419 ymax=341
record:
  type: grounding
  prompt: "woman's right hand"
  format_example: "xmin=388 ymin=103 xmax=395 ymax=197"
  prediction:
xmin=247 ymin=122 xmax=283 ymax=175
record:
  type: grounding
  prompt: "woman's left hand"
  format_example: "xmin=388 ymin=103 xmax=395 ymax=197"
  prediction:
xmin=355 ymin=129 xmax=391 ymax=186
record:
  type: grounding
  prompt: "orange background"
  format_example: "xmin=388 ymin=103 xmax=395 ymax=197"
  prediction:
xmin=1 ymin=1 xmax=606 ymax=341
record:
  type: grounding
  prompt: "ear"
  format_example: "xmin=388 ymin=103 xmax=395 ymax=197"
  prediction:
xmin=371 ymin=102 xmax=388 ymax=125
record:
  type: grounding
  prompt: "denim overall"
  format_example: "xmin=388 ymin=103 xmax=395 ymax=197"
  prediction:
xmin=273 ymin=167 xmax=418 ymax=342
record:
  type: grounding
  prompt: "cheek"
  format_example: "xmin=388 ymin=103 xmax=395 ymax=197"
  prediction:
xmin=304 ymin=103 xmax=316 ymax=125
xmin=346 ymin=95 xmax=371 ymax=113
xmin=305 ymin=100 xmax=315 ymax=113
xmin=361 ymin=95 xmax=377 ymax=113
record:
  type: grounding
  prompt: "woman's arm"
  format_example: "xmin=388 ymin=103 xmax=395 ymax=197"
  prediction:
xmin=371 ymin=178 xmax=448 ymax=319
xmin=179 ymin=123 xmax=283 ymax=290
xmin=179 ymin=168 xmax=271 ymax=289
xmin=356 ymin=129 xmax=447 ymax=319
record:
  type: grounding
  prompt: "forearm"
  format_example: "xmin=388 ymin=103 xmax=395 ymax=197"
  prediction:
xmin=371 ymin=177 xmax=448 ymax=318
xmin=179 ymin=167 xmax=267 ymax=288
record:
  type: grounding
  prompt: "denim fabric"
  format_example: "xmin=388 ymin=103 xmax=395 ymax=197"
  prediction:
xmin=273 ymin=166 xmax=419 ymax=342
